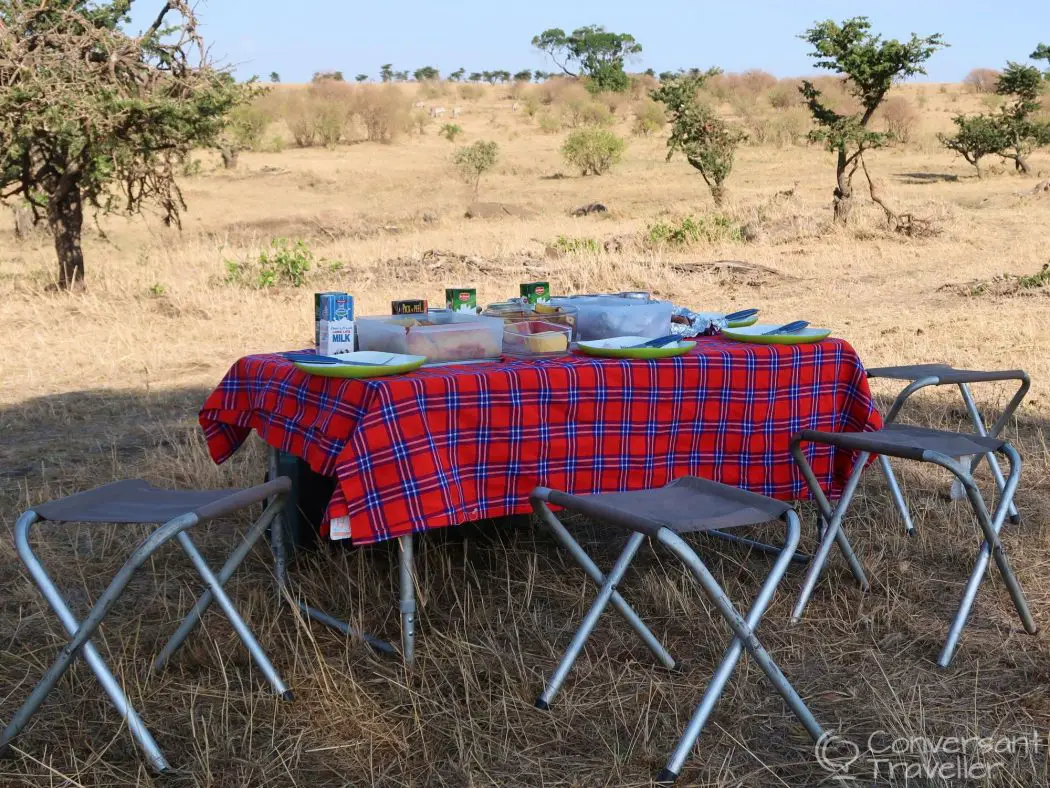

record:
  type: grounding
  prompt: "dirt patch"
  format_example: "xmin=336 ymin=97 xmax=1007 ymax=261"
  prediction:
xmin=207 ymin=214 xmax=401 ymax=246
xmin=464 ymin=202 xmax=538 ymax=219
xmin=670 ymin=259 xmax=796 ymax=286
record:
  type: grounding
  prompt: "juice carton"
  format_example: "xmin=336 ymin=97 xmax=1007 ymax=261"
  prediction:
xmin=520 ymin=282 xmax=550 ymax=304
xmin=318 ymin=293 xmax=355 ymax=356
xmin=314 ymin=291 xmax=344 ymax=345
xmin=445 ymin=287 xmax=477 ymax=313
xmin=392 ymin=299 xmax=428 ymax=315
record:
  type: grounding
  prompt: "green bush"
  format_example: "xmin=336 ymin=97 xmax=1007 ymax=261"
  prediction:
xmin=537 ymin=111 xmax=562 ymax=134
xmin=453 ymin=140 xmax=499 ymax=197
xmin=228 ymin=102 xmax=273 ymax=150
xmin=646 ymin=215 xmax=743 ymax=247
xmin=225 ymin=237 xmax=313 ymax=288
xmin=561 ymin=128 xmax=626 ymax=176
xmin=440 ymin=123 xmax=463 ymax=141
xmin=631 ymin=98 xmax=665 ymax=136
xmin=553 ymin=235 xmax=601 ymax=254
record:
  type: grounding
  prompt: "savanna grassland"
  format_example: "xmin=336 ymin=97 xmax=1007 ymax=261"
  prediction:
xmin=1 ymin=75 xmax=1050 ymax=787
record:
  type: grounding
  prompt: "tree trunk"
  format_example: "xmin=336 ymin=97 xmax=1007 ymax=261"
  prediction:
xmin=710 ymin=182 xmax=727 ymax=207
xmin=833 ymin=149 xmax=853 ymax=224
xmin=219 ymin=144 xmax=239 ymax=169
xmin=11 ymin=203 xmax=34 ymax=241
xmin=49 ymin=185 xmax=85 ymax=290
xmin=1015 ymin=153 xmax=1030 ymax=174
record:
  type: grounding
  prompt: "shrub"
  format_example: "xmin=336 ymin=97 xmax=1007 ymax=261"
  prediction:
xmin=963 ymin=68 xmax=1000 ymax=94
xmin=440 ymin=123 xmax=463 ymax=141
xmin=458 ymin=83 xmax=484 ymax=102
xmin=555 ymin=82 xmax=594 ymax=126
xmin=349 ymin=84 xmax=410 ymax=143
xmin=632 ymin=98 xmax=665 ymax=136
xmin=579 ymin=101 xmax=614 ymax=127
xmin=537 ymin=111 xmax=562 ymax=134
xmin=228 ymin=101 xmax=273 ymax=151
xmin=646 ymin=215 xmax=743 ymax=247
xmin=561 ymin=128 xmax=626 ymax=175
xmin=411 ymin=108 xmax=431 ymax=135
xmin=879 ymin=96 xmax=920 ymax=143
xmin=453 ymin=140 xmax=499 ymax=197
xmin=768 ymin=80 xmax=802 ymax=110
xmin=553 ymin=235 xmax=601 ymax=254
xmin=225 ymin=237 xmax=313 ymax=288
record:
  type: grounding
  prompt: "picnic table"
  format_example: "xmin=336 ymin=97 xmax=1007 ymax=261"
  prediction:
xmin=200 ymin=337 xmax=882 ymax=662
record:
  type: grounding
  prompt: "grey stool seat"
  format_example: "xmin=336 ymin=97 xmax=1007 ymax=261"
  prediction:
xmin=544 ymin=476 xmax=792 ymax=536
xmin=33 ymin=479 xmax=266 ymax=524
xmin=531 ymin=478 xmax=823 ymax=784
xmin=866 ymin=363 xmax=1026 ymax=385
xmin=1 ymin=476 xmax=294 ymax=773
xmin=796 ymin=423 xmax=1004 ymax=463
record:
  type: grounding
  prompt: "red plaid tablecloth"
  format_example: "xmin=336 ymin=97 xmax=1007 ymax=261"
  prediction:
xmin=200 ymin=338 xmax=882 ymax=544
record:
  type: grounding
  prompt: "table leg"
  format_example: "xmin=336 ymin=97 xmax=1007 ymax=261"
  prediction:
xmin=399 ymin=533 xmax=416 ymax=667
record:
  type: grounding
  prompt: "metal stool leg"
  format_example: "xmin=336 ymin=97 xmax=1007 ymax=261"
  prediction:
xmin=790 ymin=447 xmax=871 ymax=621
xmin=932 ymin=445 xmax=1036 ymax=667
xmin=152 ymin=497 xmax=285 ymax=674
xmin=656 ymin=520 xmax=824 ymax=783
xmin=658 ymin=512 xmax=822 ymax=782
xmin=878 ymin=455 xmax=916 ymax=535
xmin=957 ymin=383 xmax=1020 ymax=523
xmin=176 ymin=531 xmax=292 ymax=699
xmin=0 ymin=512 xmax=198 ymax=773
xmin=536 ymin=532 xmax=651 ymax=709
xmin=532 ymin=497 xmax=676 ymax=676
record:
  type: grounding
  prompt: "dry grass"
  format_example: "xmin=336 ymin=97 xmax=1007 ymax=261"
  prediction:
xmin=2 ymin=80 xmax=1050 ymax=787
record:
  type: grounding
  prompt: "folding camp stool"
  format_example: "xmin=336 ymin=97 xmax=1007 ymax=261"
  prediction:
xmin=0 ymin=477 xmax=294 ymax=773
xmin=866 ymin=364 xmax=1029 ymax=532
xmin=530 ymin=478 xmax=825 ymax=784
xmin=790 ymin=424 xmax=1038 ymax=668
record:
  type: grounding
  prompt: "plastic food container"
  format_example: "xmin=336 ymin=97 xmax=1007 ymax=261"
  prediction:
xmin=356 ymin=312 xmax=503 ymax=363
xmin=549 ymin=295 xmax=673 ymax=341
xmin=502 ymin=320 xmax=572 ymax=358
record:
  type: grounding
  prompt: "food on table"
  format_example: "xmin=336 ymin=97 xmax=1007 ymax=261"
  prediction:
xmin=357 ymin=312 xmax=503 ymax=362
xmin=392 ymin=299 xmax=428 ymax=315
xmin=445 ymin=287 xmax=477 ymax=313
xmin=519 ymin=281 xmax=551 ymax=304
xmin=550 ymin=295 xmax=673 ymax=341
xmin=503 ymin=320 xmax=572 ymax=357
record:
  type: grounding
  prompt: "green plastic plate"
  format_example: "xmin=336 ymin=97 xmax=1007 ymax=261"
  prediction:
xmin=575 ymin=337 xmax=696 ymax=359
xmin=292 ymin=351 xmax=427 ymax=378
xmin=721 ymin=325 xmax=831 ymax=346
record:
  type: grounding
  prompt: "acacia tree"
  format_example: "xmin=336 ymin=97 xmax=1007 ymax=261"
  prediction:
xmin=651 ymin=75 xmax=744 ymax=206
xmin=939 ymin=115 xmax=1004 ymax=177
xmin=994 ymin=62 xmax=1050 ymax=172
xmin=799 ymin=18 xmax=945 ymax=223
xmin=379 ymin=64 xmax=393 ymax=82
xmin=413 ymin=65 xmax=439 ymax=81
xmin=0 ymin=0 xmax=248 ymax=289
xmin=1033 ymin=43 xmax=1049 ymax=72
xmin=531 ymin=25 xmax=641 ymax=93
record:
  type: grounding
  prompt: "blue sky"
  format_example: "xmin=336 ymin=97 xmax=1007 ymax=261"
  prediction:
xmin=135 ymin=1 xmax=1049 ymax=83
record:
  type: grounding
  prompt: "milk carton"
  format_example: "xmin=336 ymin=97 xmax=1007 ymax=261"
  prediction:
xmin=318 ymin=293 xmax=355 ymax=356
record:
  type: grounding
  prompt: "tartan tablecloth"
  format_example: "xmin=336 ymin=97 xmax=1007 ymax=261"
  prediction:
xmin=200 ymin=338 xmax=882 ymax=544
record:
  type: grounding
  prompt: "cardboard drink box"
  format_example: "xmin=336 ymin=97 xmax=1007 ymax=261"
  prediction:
xmin=445 ymin=287 xmax=477 ymax=313
xmin=392 ymin=299 xmax=428 ymax=315
xmin=314 ymin=291 xmax=343 ymax=345
xmin=520 ymin=282 xmax=550 ymax=304
xmin=318 ymin=293 xmax=355 ymax=356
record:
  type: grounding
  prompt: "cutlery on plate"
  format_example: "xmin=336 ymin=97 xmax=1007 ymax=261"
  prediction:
xmin=283 ymin=352 xmax=383 ymax=366
xmin=762 ymin=321 xmax=809 ymax=336
xmin=635 ymin=335 xmax=682 ymax=348
xmin=723 ymin=308 xmax=759 ymax=322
